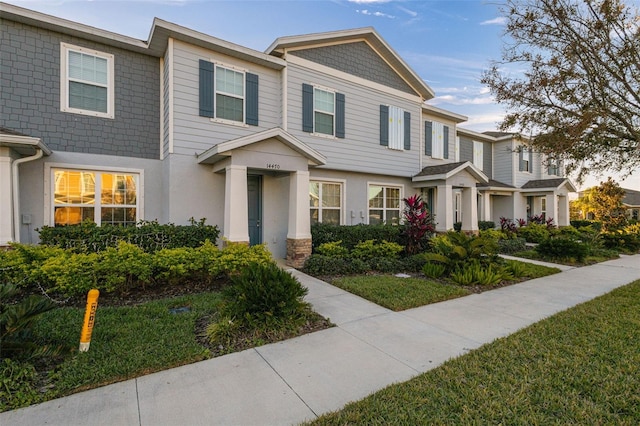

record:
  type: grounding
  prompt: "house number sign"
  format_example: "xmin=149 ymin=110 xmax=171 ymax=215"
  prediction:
xmin=266 ymin=163 xmax=281 ymax=170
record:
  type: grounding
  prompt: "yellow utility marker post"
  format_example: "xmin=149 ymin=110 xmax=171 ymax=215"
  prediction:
xmin=79 ymin=289 xmax=100 ymax=352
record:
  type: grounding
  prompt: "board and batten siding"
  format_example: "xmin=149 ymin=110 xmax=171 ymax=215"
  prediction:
xmin=286 ymin=62 xmax=421 ymax=177
xmin=492 ymin=140 xmax=515 ymax=185
xmin=169 ymin=40 xmax=282 ymax=156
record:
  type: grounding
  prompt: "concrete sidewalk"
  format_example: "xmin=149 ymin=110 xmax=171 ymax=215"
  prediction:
xmin=3 ymin=254 xmax=640 ymax=426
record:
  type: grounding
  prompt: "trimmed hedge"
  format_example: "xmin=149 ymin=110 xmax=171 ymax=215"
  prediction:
xmin=303 ymin=254 xmax=426 ymax=276
xmin=570 ymin=220 xmax=602 ymax=231
xmin=37 ymin=218 xmax=220 ymax=253
xmin=478 ymin=221 xmax=496 ymax=231
xmin=311 ymin=223 xmax=402 ymax=252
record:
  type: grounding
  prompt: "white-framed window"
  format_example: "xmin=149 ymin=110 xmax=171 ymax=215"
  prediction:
xmin=541 ymin=197 xmax=547 ymax=220
xmin=60 ymin=43 xmax=114 ymax=119
xmin=215 ymin=64 xmax=245 ymax=123
xmin=454 ymin=191 xmax=462 ymax=224
xmin=314 ymin=87 xmax=335 ymax=136
xmin=521 ymin=147 xmax=531 ymax=172
xmin=473 ymin=140 xmax=484 ymax=170
xmin=50 ymin=167 xmax=140 ymax=226
xmin=368 ymin=184 xmax=402 ymax=225
xmin=388 ymin=105 xmax=405 ymax=151
xmin=309 ymin=181 xmax=343 ymax=225
xmin=547 ymin=157 xmax=561 ymax=176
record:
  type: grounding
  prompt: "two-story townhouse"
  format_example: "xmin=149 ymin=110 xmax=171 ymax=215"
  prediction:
xmin=1 ymin=3 xmax=575 ymax=267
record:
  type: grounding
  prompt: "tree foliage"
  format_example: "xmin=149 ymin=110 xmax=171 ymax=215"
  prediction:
xmin=574 ymin=177 xmax=627 ymax=230
xmin=482 ymin=0 xmax=640 ymax=182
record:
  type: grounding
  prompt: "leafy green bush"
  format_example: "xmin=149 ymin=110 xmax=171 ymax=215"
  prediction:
xmin=478 ymin=221 xmax=496 ymax=231
xmin=311 ymin=223 xmax=402 ymax=251
xmin=570 ymin=220 xmax=602 ymax=231
xmin=503 ymin=260 xmax=527 ymax=278
xmin=424 ymin=231 xmax=499 ymax=273
xmin=400 ymin=254 xmax=428 ymax=272
xmin=422 ymin=262 xmax=446 ymax=278
xmin=516 ymin=223 xmax=550 ymax=243
xmin=316 ymin=241 xmax=349 ymax=258
xmin=535 ymin=237 xmax=589 ymax=262
xmin=37 ymin=218 xmax=220 ymax=253
xmin=449 ymin=261 xmax=504 ymax=286
xmin=497 ymin=237 xmax=527 ymax=254
xmin=351 ymin=240 xmax=403 ymax=261
xmin=480 ymin=228 xmax=507 ymax=242
xmin=601 ymin=230 xmax=640 ymax=253
xmin=303 ymin=255 xmax=364 ymax=276
xmin=366 ymin=257 xmax=404 ymax=273
xmin=219 ymin=263 xmax=309 ymax=327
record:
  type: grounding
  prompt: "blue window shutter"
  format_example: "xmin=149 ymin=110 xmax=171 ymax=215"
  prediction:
xmin=529 ymin=149 xmax=533 ymax=174
xmin=425 ymin=120 xmax=432 ymax=155
xmin=519 ymin=149 xmax=525 ymax=171
xmin=404 ymin=111 xmax=411 ymax=150
xmin=302 ymin=83 xmax=314 ymax=133
xmin=443 ymin=125 xmax=449 ymax=159
xmin=380 ymin=105 xmax=389 ymax=146
xmin=336 ymin=92 xmax=345 ymax=138
xmin=199 ymin=60 xmax=214 ymax=118
xmin=245 ymin=73 xmax=259 ymax=126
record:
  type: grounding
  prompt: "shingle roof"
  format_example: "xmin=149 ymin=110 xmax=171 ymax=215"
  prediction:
xmin=623 ymin=189 xmax=640 ymax=207
xmin=521 ymin=178 xmax=568 ymax=189
xmin=477 ymin=179 xmax=516 ymax=189
xmin=483 ymin=131 xmax=513 ymax=138
xmin=0 ymin=126 xmax=29 ymax=136
xmin=414 ymin=161 xmax=467 ymax=177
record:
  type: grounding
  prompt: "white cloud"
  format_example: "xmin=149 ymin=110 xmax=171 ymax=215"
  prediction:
xmin=397 ymin=5 xmax=418 ymax=18
xmin=480 ymin=16 xmax=507 ymax=26
xmin=356 ymin=9 xmax=395 ymax=18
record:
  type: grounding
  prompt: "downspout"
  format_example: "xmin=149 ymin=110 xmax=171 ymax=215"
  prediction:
xmin=12 ymin=149 xmax=43 ymax=243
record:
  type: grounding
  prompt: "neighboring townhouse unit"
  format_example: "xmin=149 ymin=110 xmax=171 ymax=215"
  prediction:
xmin=622 ymin=189 xmax=640 ymax=221
xmin=0 ymin=3 xmax=576 ymax=266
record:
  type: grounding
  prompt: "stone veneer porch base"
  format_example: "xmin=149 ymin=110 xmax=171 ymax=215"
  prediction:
xmin=286 ymin=238 xmax=312 ymax=268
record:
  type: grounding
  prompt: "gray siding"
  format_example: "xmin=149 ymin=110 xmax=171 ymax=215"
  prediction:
xmin=170 ymin=40 xmax=282 ymax=156
xmin=291 ymin=42 xmax=415 ymax=95
xmin=459 ymin=136 xmax=473 ymax=163
xmin=483 ymin=142 xmax=492 ymax=177
xmin=493 ymin=140 xmax=514 ymax=184
xmin=287 ymin=62 xmax=421 ymax=177
xmin=0 ymin=19 xmax=160 ymax=159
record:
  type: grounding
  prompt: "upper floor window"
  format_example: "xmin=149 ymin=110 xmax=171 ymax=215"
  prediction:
xmin=547 ymin=157 xmax=561 ymax=176
xmin=425 ymin=120 xmax=449 ymax=159
xmin=309 ymin=181 xmax=343 ymax=225
xmin=473 ymin=140 xmax=484 ymax=170
xmin=52 ymin=169 xmax=139 ymax=226
xmin=198 ymin=60 xmax=259 ymax=126
xmin=302 ymin=83 xmax=345 ymax=138
xmin=519 ymin=147 xmax=532 ymax=173
xmin=380 ymin=105 xmax=410 ymax=151
xmin=60 ymin=43 xmax=114 ymax=119
xmin=368 ymin=184 xmax=402 ymax=225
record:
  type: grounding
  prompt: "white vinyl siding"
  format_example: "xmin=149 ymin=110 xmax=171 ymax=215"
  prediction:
xmin=60 ymin=43 xmax=114 ymax=118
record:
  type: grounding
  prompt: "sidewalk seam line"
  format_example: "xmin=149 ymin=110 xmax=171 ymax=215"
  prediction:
xmin=135 ymin=378 xmax=142 ymax=426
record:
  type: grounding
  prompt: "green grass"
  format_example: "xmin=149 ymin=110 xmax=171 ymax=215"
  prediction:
xmin=11 ymin=292 xmax=222 ymax=409
xmin=310 ymin=280 xmax=640 ymax=425
xmin=513 ymin=249 xmax=619 ymax=265
xmin=331 ymin=276 xmax=471 ymax=311
xmin=508 ymin=259 xmax=561 ymax=278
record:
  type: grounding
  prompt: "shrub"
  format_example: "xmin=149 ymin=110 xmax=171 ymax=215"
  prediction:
xmin=517 ymin=223 xmax=550 ymax=243
xmin=351 ymin=240 xmax=403 ymax=261
xmin=500 ymin=217 xmax=518 ymax=233
xmin=316 ymin=241 xmax=349 ymax=258
xmin=37 ymin=218 xmax=220 ymax=253
xmin=497 ymin=237 xmax=527 ymax=254
xmin=503 ymin=260 xmax=527 ymax=278
xmin=311 ymin=223 xmax=402 ymax=252
xmin=453 ymin=222 xmax=462 ymax=232
xmin=366 ymin=257 xmax=404 ymax=273
xmin=220 ymin=263 xmax=309 ymax=327
xmin=402 ymin=195 xmax=435 ymax=255
xmin=535 ymin=237 xmax=589 ymax=262
xmin=97 ymin=242 xmax=153 ymax=292
xmin=449 ymin=261 xmax=504 ymax=286
xmin=425 ymin=231 xmax=499 ymax=273
xmin=478 ymin=221 xmax=496 ymax=231
xmin=208 ymin=243 xmax=273 ymax=277
xmin=422 ymin=262 xmax=446 ymax=278
xmin=600 ymin=230 xmax=640 ymax=253
xmin=399 ymin=254 xmax=428 ymax=272
xmin=303 ymin=255 xmax=368 ymax=276
xmin=480 ymin=228 xmax=507 ymax=242
xmin=570 ymin=220 xmax=602 ymax=231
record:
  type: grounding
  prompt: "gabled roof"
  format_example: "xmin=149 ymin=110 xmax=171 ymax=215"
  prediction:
xmin=477 ymin=179 xmax=517 ymax=190
xmin=197 ymin=127 xmax=326 ymax=166
xmin=422 ymin=105 xmax=467 ymax=124
xmin=623 ymin=189 xmax=640 ymax=207
xmin=266 ymin=27 xmax=435 ymax=100
xmin=413 ymin=161 xmax=489 ymax=184
xmin=521 ymin=178 xmax=577 ymax=192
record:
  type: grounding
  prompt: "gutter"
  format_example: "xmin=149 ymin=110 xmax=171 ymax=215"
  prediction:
xmin=12 ymin=148 xmax=43 ymax=242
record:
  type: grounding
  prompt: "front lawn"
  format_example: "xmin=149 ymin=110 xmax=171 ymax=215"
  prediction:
xmin=512 ymin=248 xmax=620 ymax=266
xmin=332 ymin=276 xmax=470 ymax=311
xmin=310 ymin=279 xmax=640 ymax=424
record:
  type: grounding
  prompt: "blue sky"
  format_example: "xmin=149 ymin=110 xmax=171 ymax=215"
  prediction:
xmin=7 ymin=0 xmax=640 ymax=190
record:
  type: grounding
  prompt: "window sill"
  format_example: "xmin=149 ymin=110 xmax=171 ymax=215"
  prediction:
xmin=209 ymin=117 xmax=249 ymax=128
xmin=61 ymin=107 xmax=114 ymax=120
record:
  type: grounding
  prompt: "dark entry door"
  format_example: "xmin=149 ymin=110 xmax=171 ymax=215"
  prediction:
xmin=247 ymin=175 xmax=262 ymax=245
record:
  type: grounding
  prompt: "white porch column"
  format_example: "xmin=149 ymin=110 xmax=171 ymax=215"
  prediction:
xmin=479 ymin=192 xmax=491 ymax=222
xmin=557 ymin=194 xmax=570 ymax=226
xmin=223 ymin=165 xmax=249 ymax=243
xmin=435 ymin=185 xmax=453 ymax=232
xmin=0 ymin=149 xmax=13 ymax=245
xmin=547 ymin=193 xmax=558 ymax=225
xmin=461 ymin=186 xmax=479 ymax=233
xmin=287 ymin=170 xmax=311 ymax=268
xmin=513 ymin=193 xmax=528 ymax=221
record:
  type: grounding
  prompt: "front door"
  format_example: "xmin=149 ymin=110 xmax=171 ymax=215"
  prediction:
xmin=247 ymin=175 xmax=262 ymax=245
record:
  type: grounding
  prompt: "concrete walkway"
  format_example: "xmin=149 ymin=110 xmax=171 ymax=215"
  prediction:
xmin=3 ymin=254 xmax=640 ymax=426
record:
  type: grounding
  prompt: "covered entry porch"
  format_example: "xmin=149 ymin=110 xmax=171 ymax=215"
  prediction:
xmin=198 ymin=128 xmax=326 ymax=267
